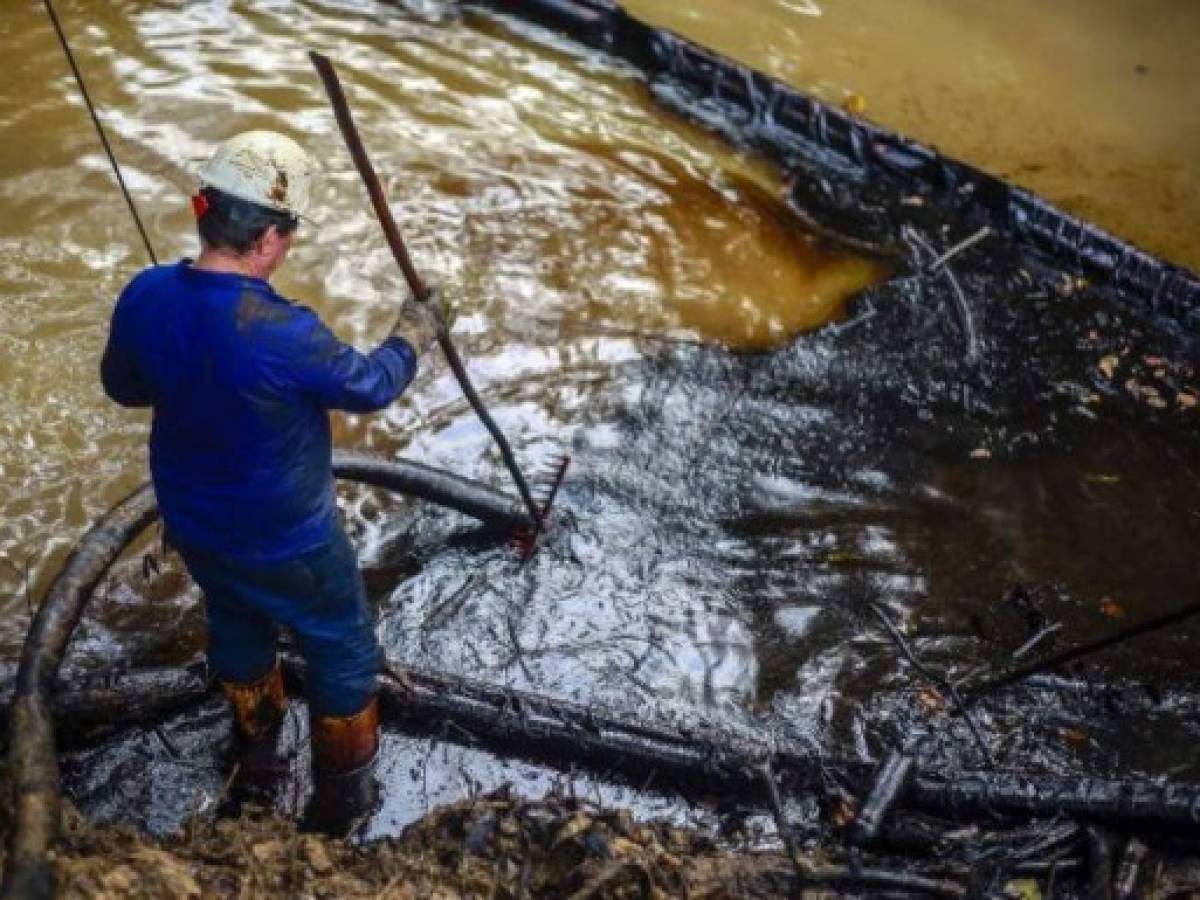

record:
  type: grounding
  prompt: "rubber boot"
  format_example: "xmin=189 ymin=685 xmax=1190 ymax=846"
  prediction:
xmin=306 ymin=695 xmax=380 ymax=835
xmin=219 ymin=660 xmax=288 ymax=811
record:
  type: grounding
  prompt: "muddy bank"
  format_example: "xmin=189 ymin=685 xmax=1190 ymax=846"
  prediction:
xmin=11 ymin=781 xmax=1200 ymax=898
xmin=0 ymin=784 xmax=943 ymax=899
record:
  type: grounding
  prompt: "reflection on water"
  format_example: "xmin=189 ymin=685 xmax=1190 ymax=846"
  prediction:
xmin=624 ymin=0 xmax=1200 ymax=271
xmin=0 ymin=0 xmax=876 ymax=662
xmin=65 ymin=696 xmax=739 ymax=839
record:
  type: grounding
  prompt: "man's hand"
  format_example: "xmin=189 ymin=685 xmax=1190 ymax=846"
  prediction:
xmin=390 ymin=288 xmax=447 ymax=355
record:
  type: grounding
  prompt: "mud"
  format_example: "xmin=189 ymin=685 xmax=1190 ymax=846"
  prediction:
xmin=17 ymin=775 xmax=1200 ymax=897
xmin=0 ymin=786 xmax=809 ymax=899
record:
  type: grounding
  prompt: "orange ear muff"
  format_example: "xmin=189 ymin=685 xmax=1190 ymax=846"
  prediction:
xmin=191 ymin=193 xmax=210 ymax=220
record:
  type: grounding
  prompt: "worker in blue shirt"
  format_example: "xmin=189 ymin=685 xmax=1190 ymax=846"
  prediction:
xmin=101 ymin=131 xmax=443 ymax=829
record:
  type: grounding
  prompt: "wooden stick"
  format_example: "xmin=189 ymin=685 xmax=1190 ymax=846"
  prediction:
xmin=849 ymin=749 xmax=915 ymax=846
xmin=759 ymin=759 xmax=806 ymax=885
xmin=927 ymin=226 xmax=992 ymax=273
xmin=903 ymin=226 xmax=980 ymax=365
xmin=309 ymin=51 xmax=540 ymax=529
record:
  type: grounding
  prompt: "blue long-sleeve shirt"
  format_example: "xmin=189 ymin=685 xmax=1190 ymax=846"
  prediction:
xmin=101 ymin=261 xmax=417 ymax=563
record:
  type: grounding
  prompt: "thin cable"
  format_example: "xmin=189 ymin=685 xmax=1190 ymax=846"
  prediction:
xmin=43 ymin=0 xmax=158 ymax=265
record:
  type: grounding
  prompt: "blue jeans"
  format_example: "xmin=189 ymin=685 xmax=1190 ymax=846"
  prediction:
xmin=177 ymin=526 xmax=379 ymax=718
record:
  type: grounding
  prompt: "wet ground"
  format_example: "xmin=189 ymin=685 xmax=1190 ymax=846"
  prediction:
xmin=1 ymin=0 xmax=1198 ymax=852
xmin=28 ymin=783 xmax=881 ymax=899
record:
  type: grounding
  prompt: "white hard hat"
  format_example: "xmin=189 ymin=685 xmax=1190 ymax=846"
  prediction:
xmin=198 ymin=130 xmax=317 ymax=221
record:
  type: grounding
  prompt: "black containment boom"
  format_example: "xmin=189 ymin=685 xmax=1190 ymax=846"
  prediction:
xmin=470 ymin=0 xmax=1199 ymax=340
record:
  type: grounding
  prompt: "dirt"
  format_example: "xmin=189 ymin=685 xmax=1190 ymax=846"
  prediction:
xmin=16 ymin=780 xmax=1200 ymax=898
xmin=12 ymin=786 xmax=814 ymax=899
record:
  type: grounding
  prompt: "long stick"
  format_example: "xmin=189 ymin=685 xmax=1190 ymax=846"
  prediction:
xmin=758 ymin=760 xmax=805 ymax=885
xmin=903 ymin=226 xmax=979 ymax=365
xmin=964 ymin=597 xmax=1200 ymax=703
xmin=927 ymin=226 xmax=991 ymax=274
xmin=309 ymin=51 xmax=539 ymax=528
xmin=43 ymin=0 xmax=157 ymax=266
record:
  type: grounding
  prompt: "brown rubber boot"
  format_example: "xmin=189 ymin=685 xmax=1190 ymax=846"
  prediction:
xmin=221 ymin=660 xmax=288 ymax=743
xmin=219 ymin=660 xmax=289 ymax=809
xmin=306 ymin=695 xmax=380 ymax=835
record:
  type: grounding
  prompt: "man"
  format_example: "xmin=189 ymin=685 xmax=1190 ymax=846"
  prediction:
xmin=101 ymin=130 xmax=442 ymax=829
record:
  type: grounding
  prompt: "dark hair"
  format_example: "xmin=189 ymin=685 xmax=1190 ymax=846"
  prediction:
xmin=197 ymin=187 xmax=298 ymax=254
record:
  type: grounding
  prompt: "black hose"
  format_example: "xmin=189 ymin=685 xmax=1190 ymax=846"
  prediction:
xmin=331 ymin=450 xmax=531 ymax=529
xmin=3 ymin=484 xmax=157 ymax=899
xmin=1 ymin=454 xmax=527 ymax=900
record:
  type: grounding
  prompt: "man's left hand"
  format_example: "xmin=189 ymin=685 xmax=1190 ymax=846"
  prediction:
xmin=390 ymin=288 xmax=447 ymax=355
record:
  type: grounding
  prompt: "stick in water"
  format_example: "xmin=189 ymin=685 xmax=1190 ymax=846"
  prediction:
xmin=965 ymin=597 xmax=1200 ymax=703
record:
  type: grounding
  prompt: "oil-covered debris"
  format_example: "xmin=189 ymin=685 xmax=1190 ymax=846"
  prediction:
xmin=9 ymin=782 xmax=1200 ymax=898
xmin=0 ymin=784 xmax=915 ymax=899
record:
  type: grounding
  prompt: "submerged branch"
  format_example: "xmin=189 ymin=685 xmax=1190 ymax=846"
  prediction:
xmin=927 ymin=226 xmax=993 ymax=273
xmin=868 ymin=601 xmax=995 ymax=768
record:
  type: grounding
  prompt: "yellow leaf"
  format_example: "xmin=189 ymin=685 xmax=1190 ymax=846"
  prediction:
xmin=918 ymin=688 xmax=946 ymax=712
xmin=1004 ymin=878 xmax=1043 ymax=900
xmin=842 ymin=92 xmax=867 ymax=115
xmin=609 ymin=837 xmax=642 ymax=859
xmin=830 ymin=798 xmax=857 ymax=830
xmin=826 ymin=551 xmax=866 ymax=565
xmin=552 ymin=812 xmax=592 ymax=848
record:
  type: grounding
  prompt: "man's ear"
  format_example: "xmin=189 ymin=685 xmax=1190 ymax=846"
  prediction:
xmin=251 ymin=226 xmax=277 ymax=257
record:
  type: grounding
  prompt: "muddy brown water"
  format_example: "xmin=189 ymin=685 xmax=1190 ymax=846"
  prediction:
xmin=2 ymin=0 xmax=1199 ymax=840
xmin=625 ymin=0 xmax=1200 ymax=271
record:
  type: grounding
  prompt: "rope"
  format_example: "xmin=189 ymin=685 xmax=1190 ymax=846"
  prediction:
xmin=43 ymin=0 xmax=158 ymax=265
